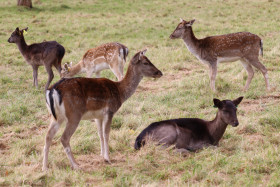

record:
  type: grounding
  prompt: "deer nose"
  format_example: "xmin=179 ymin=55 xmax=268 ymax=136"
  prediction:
xmin=233 ymin=121 xmax=239 ymax=127
xmin=169 ymin=34 xmax=174 ymax=39
xmin=154 ymin=70 xmax=163 ymax=78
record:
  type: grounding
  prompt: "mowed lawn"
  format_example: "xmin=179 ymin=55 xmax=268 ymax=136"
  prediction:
xmin=1 ymin=0 xmax=280 ymax=186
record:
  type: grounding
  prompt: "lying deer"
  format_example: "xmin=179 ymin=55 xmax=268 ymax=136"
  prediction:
xmin=135 ymin=97 xmax=243 ymax=152
xmin=8 ymin=27 xmax=65 ymax=90
xmin=61 ymin=42 xmax=129 ymax=81
xmin=42 ymin=49 xmax=162 ymax=171
xmin=170 ymin=19 xmax=269 ymax=92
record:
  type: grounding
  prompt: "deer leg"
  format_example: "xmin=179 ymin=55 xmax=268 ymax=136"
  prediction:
xmin=42 ymin=118 xmax=61 ymax=171
xmin=102 ymin=113 xmax=113 ymax=162
xmin=241 ymin=60 xmax=254 ymax=91
xmin=208 ymin=64 xmax=217 ymax=92
xmin=109 ymin=63 xmax=122 ymax=81
xmin=95 ymin=71 xmax=100 ymax=78
xmin=44 ymin=66 xmax=54 ymax=90
xmin=247 ymin=57 xmax=270 ymax=90
xmin=61 ymin=120 xmax=80 ymax=170
xmin=96 ymin=119 xmax=104 ymax=156
xmin=32 ymin=66 xmax=39 ymax=88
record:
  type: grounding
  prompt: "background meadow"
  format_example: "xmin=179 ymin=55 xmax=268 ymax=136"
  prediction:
xmin=0 ymin=0 xmax=280 ymax=186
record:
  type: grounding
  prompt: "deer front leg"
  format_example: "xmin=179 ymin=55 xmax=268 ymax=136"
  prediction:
xmin=32 ymin=66 xmax=39 ymax=88
xmin=44 ymin=66 xmax=54 ymax=90
xmin=208 ymin=64 xmax=217 ymax=92
xmin=102 ymin=113 xmax=113 ymax=163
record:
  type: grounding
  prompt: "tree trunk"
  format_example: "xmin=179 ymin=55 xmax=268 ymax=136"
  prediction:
xmin=17 ymin=0 xmax=32 ymax=8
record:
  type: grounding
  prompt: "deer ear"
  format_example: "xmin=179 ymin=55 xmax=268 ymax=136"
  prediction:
xmin=180 ymin=18 xmax=184 ymax=22
xmin=186 ymin=19 xmax=195 ymax=26
xmin=23 ymin=27 xmax=28 ymax=31
xmin=233 ymin=97 xmax=243 ymax=107
xmin=69 ymin=61 xmax=73 ymax=67
xmin=139 ymin=49 xmax=147 ymax=60
xmin=213 ymin=98 xmax=223 ymax=109
xmin=16 ymin=27 xmax=19 ymax=32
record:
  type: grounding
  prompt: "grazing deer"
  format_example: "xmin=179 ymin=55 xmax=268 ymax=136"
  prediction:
xmin=8 ymin=27 xmax=65 ymax=90
xmin=170 ymin=19 xmax=269 ymax=92
xmin=42 ymin=49 xmax=162 ymax=171
xmin=61 ymin=42 xmax=129 ymax=81
xmin=135 ymin=97 xmax=243 ymax=152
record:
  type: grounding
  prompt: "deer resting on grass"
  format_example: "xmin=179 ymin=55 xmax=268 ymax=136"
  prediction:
xmin=135 ymin=97 xmax=243 ymax=152
xmin=170 ymin=19 xmax=269 ymax=92
xmin=42 ymin=49 xmax=162 ymax=171
xmin=61 ymin=42 xmax=128 ymax=81
xmin=8 ymin=27 xmax=65 ymax=90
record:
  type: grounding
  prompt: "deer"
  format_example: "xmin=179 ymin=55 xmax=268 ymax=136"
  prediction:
xmin=8 ymin=27 xmax=65 ymax=90
xmin=42 ymin=49 xmax=162 ymax=171
xmin=170 ymin=18 xmax=270 ymax=92
xmin=61 ymin=42 xmax=129 ymax=81
xmin=134 ymin=97 xmax=243 ymax=152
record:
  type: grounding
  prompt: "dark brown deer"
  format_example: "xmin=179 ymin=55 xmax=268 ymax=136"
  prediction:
xmin=134 ymin=97 xmax=243 ymax=152
xmin=170 ymin=19 xmax=269 ymax=92
xmin=8 ymin=27 xmax=65 ymax=90
xmin=61 ymin=42 xmax=128 ymax=81
xmin=42 ymin=49 xmax=162 ymax=171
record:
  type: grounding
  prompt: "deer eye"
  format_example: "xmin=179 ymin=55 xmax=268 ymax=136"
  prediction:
xmin=143 ymin=62 xmax=149 ymax=65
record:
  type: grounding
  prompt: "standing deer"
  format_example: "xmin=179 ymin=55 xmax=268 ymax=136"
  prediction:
xmin=135 ymin=97 xmax=243 ymax=152
xmin=8 ymin=27 xmax=65 ymax=90
xmin=61 ymin=42 xmax=128 ymax=81
xmin=42 ymin=49 xmax=162 ymax=171
xmin=170 ymin=19 xmax=269 ymax=92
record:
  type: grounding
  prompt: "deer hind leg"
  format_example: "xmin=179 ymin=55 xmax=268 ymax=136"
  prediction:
xmin=102 ymin=113 xmax=113 ymax=162
xmin=42 ymin=118 xmax=61 ymax=171
xmin=96 ymin=119 xmax=104 ymax=156
xmin=61 ymin=119 xmax=80 ymax=170
xmin=32 ymin=66 xmax=39 ymax=88
xmin=246 ymin=57 xmax=270 ymax=90
xmin=208 ymin=64 xmax=217 ymax=92
xmin=109 ymin=55 xmax=123 ymax=81
xmin=44 ymin=65 xmax=54 ymax=90
xmin=241 ymin=59 xmax=254 ymax=91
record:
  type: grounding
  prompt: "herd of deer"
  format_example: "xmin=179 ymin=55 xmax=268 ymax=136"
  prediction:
xmin=7 ymin=18 xmax=269 ymax=171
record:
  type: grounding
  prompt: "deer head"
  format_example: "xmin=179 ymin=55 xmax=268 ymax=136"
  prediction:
xmin=130 ymin=49 xmax=162 ymax=78
xmin=169 ymin=18 xmax=195 ymax=39
xmin=60 ymin=62 xmax=72 ymax=78
xmin=8 ymin=27 xmax=28 ymax=43
xmin=213 ymin=97 xmax=243 ymax=127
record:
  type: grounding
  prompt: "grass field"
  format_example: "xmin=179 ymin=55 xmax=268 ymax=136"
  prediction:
xmin=1 ymin=0 xmax=280 ymax=186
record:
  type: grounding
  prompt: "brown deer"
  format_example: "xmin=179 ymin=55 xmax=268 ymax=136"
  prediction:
xmin=135 ymin=97 xmax=243 ymax=152
xmin=42 ymin=49 xmax=162 ymax=171
xmin=61 ymin=42 xmax=128 ymax=81
xmin=170 ymin=19 xmax=269 ymax=92
xmin=8 ymin=27 xmax=65 ymax=90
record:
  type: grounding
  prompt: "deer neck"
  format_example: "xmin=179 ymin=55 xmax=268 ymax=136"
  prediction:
xmin=16 ymin=38 xmax=28 ymax=56
xmin=182 ymin=27 xmax=200 ymax=55
xmin=118 ymin=64 xmax=143 ymax=103
xmin=67 ymin=61 xmax=85 ymax=77
xmin=208 ymin=111 xmax=228 ymax=144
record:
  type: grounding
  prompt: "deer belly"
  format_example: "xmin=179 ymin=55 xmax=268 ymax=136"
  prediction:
xmin=81 ymin=109 xmax=104 ymax=120
xmin=217 ymin=56 xmax=241 ymax=63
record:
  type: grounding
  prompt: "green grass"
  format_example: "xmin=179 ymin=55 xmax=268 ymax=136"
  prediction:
xmin=1 ymin=0 xmax=280 ymax=186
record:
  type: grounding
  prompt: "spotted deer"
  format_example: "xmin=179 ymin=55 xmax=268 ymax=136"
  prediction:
xmin=8 ymin=27 xmax=65 ymax=90
xmin=135 ymin=97 xmax=243 ymax=152
xmin=42 ymin=49 xmax=162 ymax=171
xmin=170 ymin=19 xmax=269 ymax=92
xmin=61 ymin=42 xmax=128 ymax=81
